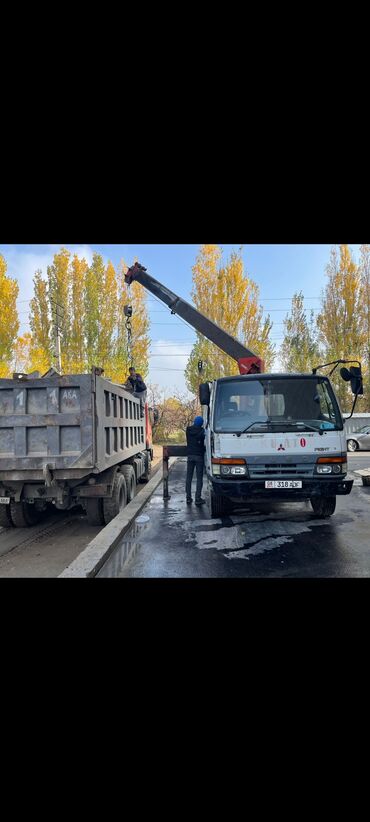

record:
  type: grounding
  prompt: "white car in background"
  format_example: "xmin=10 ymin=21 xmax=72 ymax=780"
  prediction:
xmin=347 ymin=426 xmax=370 ymax=452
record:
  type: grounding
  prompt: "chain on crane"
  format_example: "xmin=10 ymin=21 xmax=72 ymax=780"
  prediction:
xmin=124 ymin=304 xmax=133 ymax=363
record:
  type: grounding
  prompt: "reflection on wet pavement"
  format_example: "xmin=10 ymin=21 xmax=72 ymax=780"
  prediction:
xmin=97 ymin=459 xmax=370 ymax=578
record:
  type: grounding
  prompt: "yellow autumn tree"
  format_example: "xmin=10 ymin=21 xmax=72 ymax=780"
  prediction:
xmin=185 ymin=245 xmax=275 ymax=395
xmin=317 ymin=244 xmax=365 ymax=410
xmin=29 ymin=269 xmax=52 ymax=372
xmin=97 ymin=261 xmax=118 ymax=370
xmin=84 ymin=252 xmax=103 ymax=368
xmin=12 ymin=333 xmax=32 ymax=373
xmin=47 ymin=248 xmax=71 ymax=371
xmin=24 ymin=250 xmax=150 ymax=382
xmin=68 ymin=254 xmax=89 ymax=372
xmin=359 ymin=244 xmax=370 ymax=409
xmin=0 ymin=254 xmax=20 ymax=377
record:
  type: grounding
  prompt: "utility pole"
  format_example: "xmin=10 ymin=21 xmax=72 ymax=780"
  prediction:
xmin=55 ymin=304 xmax=62 ymax=373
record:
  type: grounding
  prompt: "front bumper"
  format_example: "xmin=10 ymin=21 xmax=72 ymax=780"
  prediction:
xmin=209 ymin=476 xmax=353 ymax=501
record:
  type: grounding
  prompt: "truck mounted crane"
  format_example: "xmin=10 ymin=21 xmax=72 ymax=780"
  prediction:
xmin=125 ymin=262 xmax=363 ymax=519
xmin=125 ymin=263 xmax=264 ymax=375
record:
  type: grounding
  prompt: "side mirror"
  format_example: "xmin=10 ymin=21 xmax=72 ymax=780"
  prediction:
xmin=340 ymin=366 xmax=363 ymax=396
xmin=153 ymin=409 xmax=159 ymax=424
xmin=199 ymin=383 xmax=211 ymax=406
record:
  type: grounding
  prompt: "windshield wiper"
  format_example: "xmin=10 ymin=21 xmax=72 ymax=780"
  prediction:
xmin=236 ymin=420 xmax=272 ymax=437
xmin=237 ymin=420 xmax=324 ymax=437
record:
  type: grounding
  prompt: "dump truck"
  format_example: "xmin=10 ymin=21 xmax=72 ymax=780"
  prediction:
xmin=125 ymin=262 xmax=364 ymax=519
xmin=0 ymin=368 xmax=154 ymax=527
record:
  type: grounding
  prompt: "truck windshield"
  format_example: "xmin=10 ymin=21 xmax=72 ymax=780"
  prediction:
xmin=214 ymin=377 xmax=342 ymax=434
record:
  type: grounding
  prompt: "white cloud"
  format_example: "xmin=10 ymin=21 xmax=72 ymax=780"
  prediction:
xmin=148 ymin=340 xmax=195 ymax=396
xmin=46 ymin=244 xmax=94 ymax=266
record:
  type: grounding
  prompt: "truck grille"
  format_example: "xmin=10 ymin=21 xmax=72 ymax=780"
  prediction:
xmin=249 ymin=464 xmax=314 ymax=478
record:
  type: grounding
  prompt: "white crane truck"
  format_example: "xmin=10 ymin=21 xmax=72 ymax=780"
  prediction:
xmin=125 ymin=263 xmax=364 ymax=519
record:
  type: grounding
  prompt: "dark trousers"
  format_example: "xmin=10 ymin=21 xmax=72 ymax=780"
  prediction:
xmin=186 ymin=455 xmax=204 ymax=501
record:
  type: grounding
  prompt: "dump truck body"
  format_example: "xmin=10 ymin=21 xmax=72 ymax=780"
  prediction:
xmin=0 ymin=371 xmax=152 ymax=524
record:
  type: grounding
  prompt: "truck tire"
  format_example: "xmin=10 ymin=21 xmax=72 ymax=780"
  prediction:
xmin=9 ymin=501 xmax=41 ymax=527
xmin=310 ymin=496 xmax=336 ymax=518
xmin=103 ymin=474 xmax=127 ymax=524
xmin=86 ymin=498 xmax=105 ymax=526
xmin=0 ymin=504 xmax=12 ymax=528
xmin=120 ymin=466 xmax=136 ymax=501
xmin=140 ymin=452 xmax=152 ymax=483
xmin=210 ymin=492 xmax=230 ymax=518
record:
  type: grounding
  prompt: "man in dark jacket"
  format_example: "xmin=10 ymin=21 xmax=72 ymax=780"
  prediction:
xmin=124 ymin=367 xmax=147 ymax=417
xmin=186 ymin=416 xmax=206 ymax=506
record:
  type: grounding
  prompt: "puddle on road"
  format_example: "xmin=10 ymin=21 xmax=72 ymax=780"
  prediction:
xmin=182 ymin=506 xmax=355 ymax=560
xmin=97 ymin=517 xmax=150 ymax=578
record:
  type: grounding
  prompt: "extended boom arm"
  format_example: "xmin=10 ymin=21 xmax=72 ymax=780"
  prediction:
xmin=125 ymin=263 xmax=264 ymax=374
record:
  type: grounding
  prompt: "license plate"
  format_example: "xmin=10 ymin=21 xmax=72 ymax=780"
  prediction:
xmin=0 ymin=497 xmax=10 ymax=504
xmin=265 ymin=481 xmax=302 ymax=489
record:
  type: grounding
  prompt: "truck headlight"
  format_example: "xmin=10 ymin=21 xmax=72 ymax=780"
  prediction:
xmin=212 ymin=458 xmax=247 ymax=478
xmin=316 ymin=457 xmax=347 ymax=475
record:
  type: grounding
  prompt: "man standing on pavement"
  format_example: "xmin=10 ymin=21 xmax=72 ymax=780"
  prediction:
xmin=186 ymin=415 xmax=206 ymax=506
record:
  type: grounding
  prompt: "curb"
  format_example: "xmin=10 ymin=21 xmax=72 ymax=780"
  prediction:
xmin=59 ymin=459 xmax=177 ymax=578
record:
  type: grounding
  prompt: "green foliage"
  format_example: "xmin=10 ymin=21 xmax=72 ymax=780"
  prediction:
xmin=27 ymin=251 xmax=150 ymax=379
xmin=280 ymin=292 xmax=320 ymax=373
xmin=317 ymin=245 xmax=365 ymax=411
xmin=185 ymin=245 xmax=275 ymax=394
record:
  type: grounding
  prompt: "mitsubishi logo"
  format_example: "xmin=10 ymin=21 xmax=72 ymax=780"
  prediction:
xmin=277 ymin=444 xmax=285 ymax=451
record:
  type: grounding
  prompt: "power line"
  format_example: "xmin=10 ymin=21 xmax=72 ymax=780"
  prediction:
xmin=149 ymin=368 xmax=190 ymax=372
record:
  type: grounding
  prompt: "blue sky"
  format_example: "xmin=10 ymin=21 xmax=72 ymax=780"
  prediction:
xmin=0 ymin=243 xmax=364 ymax=393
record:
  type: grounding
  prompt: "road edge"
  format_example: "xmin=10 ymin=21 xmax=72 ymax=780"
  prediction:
xmin=59 ymin=459 xmax=177 ymax=578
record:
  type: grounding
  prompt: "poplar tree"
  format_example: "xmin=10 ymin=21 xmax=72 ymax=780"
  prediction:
xmin=0 ymin=254 xmax=19 ymax=376
xmin=69 ymin=255 xmax=88 ymax=372
xmin=317 ymin=245 xmax=364 ymax=410
xmin=110 ymin=261 xmax=150 ymax=383
xmin=185 ymin=245 xmax=275 ymax=395
xmin=84 ymin=252 xmax=104 ymax=367
xmin=47 ymin=248 xmax=71 ymax=369
xmin=280 ymin=292 xmax=320 ymax=373
xmin=29 ymin=270 xmax=52 ymax=372
xmin=359 ymin=244 xmax=370 ymax=408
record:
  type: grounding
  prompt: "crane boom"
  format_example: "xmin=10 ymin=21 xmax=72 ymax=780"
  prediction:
xmin=125 ymin=263 xmax=264 ymax=374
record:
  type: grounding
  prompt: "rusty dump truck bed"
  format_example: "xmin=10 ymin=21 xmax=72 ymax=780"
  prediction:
xmin=0 ymin=372 xmax=145 ymax=481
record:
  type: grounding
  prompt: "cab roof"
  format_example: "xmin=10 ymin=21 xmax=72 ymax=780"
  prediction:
xmin=216 ymin=373 xmax=324 ymax=383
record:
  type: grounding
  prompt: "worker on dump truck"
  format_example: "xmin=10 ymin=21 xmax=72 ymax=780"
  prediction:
xmin=124 ymin=367 xmax=147 ymax=416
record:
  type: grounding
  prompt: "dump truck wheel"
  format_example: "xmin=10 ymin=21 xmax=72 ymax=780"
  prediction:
xmin=0 ymin=504 xmax=12 ymax=528
xmin=210 ymin=492 xmax=230 ymax=518
xmin=140 ymin=453 xmax=152 ymax=483
xmin=120 ymin=466 xmax=136 ymax=501
xmin=9 ymin=501 xmax=41 ymax=527
xmin=310 ymin=496 xmax=336 ymax=518
xmin=86 ymin=498 xmax=105 ymax=526
xmin=103 ymin=474 xmax=127 ymax=524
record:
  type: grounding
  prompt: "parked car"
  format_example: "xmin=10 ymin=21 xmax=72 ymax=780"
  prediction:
xmin=347 ymin=426 xmax=370 ymax=452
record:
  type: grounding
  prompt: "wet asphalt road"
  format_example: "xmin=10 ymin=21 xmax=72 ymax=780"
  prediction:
xmin=116 ymin=456 xmax=370 ymax=578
